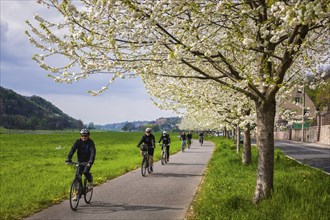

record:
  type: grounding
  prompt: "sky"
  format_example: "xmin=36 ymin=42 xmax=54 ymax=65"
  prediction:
xmin=0 ymin=1 xmax=179 ymax=125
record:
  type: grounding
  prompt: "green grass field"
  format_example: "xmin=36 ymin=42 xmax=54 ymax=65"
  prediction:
xmin=0 ymin=131 xmax=181 ymax=219
xmin=188 ymin=136 xmax=330 ymax=220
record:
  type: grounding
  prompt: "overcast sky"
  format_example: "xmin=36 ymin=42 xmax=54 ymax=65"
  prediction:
xmin=0 ymin=1 xmax=179 ymax=125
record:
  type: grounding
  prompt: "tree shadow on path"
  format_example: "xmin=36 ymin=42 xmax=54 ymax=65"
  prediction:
xmin=77 ymin=201 xmax=182 ymax=215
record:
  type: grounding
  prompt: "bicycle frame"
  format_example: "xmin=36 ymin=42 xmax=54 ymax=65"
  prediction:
xmin=199 ymin=137 xmax=204 ymax=146
xmin=68 ymin=162 xmax=93 ymax=210
xmin=161 ymin=144 xmax=168 ymax=165
xmin=187 ymin=139 xmax=192 ymax=149
xmin=141 ymin=149 xmax=151 ymax=176
xmin=181 ymin=140 xmax=186 ymax=152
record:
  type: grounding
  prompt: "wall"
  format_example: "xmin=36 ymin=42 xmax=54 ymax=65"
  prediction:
xmin=274 ymin=125 xmax=330 ymax=145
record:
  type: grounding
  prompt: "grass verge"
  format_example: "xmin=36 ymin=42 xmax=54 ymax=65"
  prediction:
xmin=187 ymin=137 xmax=330 ymax=220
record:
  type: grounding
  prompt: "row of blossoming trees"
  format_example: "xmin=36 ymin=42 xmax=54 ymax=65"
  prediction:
xmin=26 ymin=0 xmax=329 ymax=203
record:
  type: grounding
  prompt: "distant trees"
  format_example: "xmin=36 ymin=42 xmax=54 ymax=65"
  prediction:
xmin=121 ymin=117 xmax=180 ymax=132
xmin=122 ymin=122 xmax=136 ymax=131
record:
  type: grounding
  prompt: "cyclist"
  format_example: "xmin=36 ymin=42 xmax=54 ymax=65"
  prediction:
xmin=199 ymin=132 xmax=204 ymax=145
xmin=158 ymin=131 xmax=171 ymax=162
xmin=65 ymin=128 xmax=96 ymax=199
xmin=137 ymin=128 xmax=156 ymax=172
xmin=180 ymin=131 xmax=187 ymax=149
xmin=187 ymin=131 xmax=192 ymax=147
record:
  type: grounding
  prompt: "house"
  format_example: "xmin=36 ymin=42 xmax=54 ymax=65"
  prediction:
xmin=275 ymin=88 xmax=329 ymax=145
xmin=278 ymin=88 xmax=317 ymax=124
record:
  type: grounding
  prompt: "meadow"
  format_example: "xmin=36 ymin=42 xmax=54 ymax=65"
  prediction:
xmin=188 ymin=137 xmax=330 ymax=220
xmin=0 ymin=131 xmax=182 ymax=219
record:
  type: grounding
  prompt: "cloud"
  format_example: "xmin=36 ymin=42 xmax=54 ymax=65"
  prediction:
xmin=0 ymin=19 xmax=8 ymax=42
xmin=41 ymin=92 xmax=177 ymax=125
xmin=0 ymin=1 xmax=179 ymax=124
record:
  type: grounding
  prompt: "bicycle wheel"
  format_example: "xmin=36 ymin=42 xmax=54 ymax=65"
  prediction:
xmin=69 ymin=179 xmax=81 ymax=211
xmin=165 ymin=151 xmax=168 ymax=164
xmin=83 ymin=178 xmax=93 ymax=204
xmin=141 ymin=156 xmax=147 ymax=176
xmin=147 ymin=156 xmax=151 ymax=174
xmin=161 ymin=150 xmax=166 ymax=165
xmin=181 ymin=143 xmax=185 ymax=152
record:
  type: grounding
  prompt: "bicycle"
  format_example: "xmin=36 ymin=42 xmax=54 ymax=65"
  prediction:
xmin=161 ymin=144 xmax=168 ymax=165
xmin=187 ymin=139 xmax=192 ymax=149
xmin=199 ymin=137 xmax=204 ymax=146
xmin=67 ymin=162 xmax=93 ymax=211
xmin=181 ymin=140 xmax=186 ymax=152
xmin=141 ymin=147 xmax=151 ymax=176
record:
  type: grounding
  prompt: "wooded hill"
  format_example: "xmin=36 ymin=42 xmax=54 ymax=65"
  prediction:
xmin=0 ymin=86 xmax=83 ymax=130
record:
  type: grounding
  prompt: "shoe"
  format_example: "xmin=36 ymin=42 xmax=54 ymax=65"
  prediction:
xmin=150 ymin=167 xmax=153 ymax=172
xmin=72 ymin=194 xmax=78 ymax=201
xmin=87 ymin=182 xmax=93 ymax=190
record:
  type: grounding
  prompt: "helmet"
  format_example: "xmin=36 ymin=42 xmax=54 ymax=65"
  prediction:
xmin=163 ymin=131 xmax=167 ymax=134
xmin=80 ymin=128 xmax=90 ymax=135
xmin=145 ymin=128 xmax=152 ymax=133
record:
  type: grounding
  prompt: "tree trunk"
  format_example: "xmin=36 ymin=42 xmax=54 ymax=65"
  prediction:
xmin=242 ymin=123 xmax=252 ymax=165
xmin=253 ymin=97 xmax=276 ymax=204
xmin=236 ymin=123 xmax=240 ymax=153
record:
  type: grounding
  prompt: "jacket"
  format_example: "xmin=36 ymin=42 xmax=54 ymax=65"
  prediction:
xmin=137 ymin=133 xmax=155 ymax=148
xmin=67 ymin=138 xmax=96 ymax=164
xmin=158 ymin=134 xmax=171 ymax=145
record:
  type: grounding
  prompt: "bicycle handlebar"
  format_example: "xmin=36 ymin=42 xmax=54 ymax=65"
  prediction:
xmin=66 ymin=161 xmax=88 ymax=166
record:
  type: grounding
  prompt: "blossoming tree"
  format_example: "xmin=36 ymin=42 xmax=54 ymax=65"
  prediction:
xmin=26 ymin=0 xmax=330 ymax=203
xmin=143 ymin=74 xmax=256 ymax=161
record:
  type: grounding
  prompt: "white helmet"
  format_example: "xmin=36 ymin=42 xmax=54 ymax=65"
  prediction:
xmin=145 ymin=128 xmax=152 ymax=133
xmin=80 ymin=128 xmax=90 ymax=135
xmin=163 ymin=131 xmax=167 ymax=134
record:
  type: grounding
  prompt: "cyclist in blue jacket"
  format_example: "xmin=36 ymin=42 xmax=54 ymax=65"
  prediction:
xmin=66 ymin=128 xmax=96 ymax=191
xmin=137 ymin=128 xmax=156 ymax=172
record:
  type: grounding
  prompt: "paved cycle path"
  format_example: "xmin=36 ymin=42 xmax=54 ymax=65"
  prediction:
xmin=25 ymin=140 xmax=215 ymax=220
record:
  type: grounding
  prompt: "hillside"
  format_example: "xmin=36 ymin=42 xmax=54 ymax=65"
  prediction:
xmin=96 ymin=117 xmax=181 ymax=131
xmin=0 ymin=86 xmax=83 ymax=130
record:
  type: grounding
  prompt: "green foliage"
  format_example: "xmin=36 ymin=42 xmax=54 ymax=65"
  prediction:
xmin=306 ymin=78 xmax=330 ymax=110
xmin=189 ymin=137 xmax=330 ymax=220
xmin=0 ymin=86 xmax=83 ymax=130
xmin=122 ymin=122 xmax=136 ymax=131
xmin=0 ymin=131 xmax=181 ymax=220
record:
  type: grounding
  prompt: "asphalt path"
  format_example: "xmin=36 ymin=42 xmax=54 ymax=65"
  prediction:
xmin=25 ymin=140 xmax=215 ymax=220
xmin=274 ymin=140 xmax=330 ymax=174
